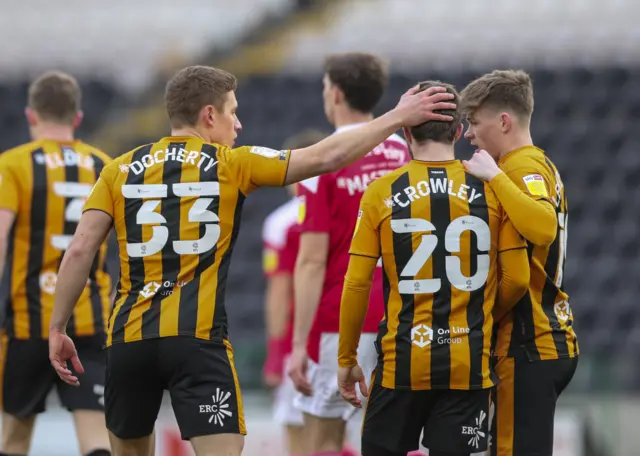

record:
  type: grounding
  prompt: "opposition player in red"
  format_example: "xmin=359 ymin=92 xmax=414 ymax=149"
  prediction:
xmin=288 ymin=53 xmax=411 ymax=456
xmin=262 ymin=130 xmax=328 ymax=456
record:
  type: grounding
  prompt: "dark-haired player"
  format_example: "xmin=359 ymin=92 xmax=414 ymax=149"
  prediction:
xmin=288 ymin=52 xmax=411 ymax=456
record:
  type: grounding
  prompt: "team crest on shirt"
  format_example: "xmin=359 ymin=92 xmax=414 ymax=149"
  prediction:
xmin=522 ymin=174 xmax=548 ymax=197
xmin=119 ymin=164 xmax=130 ymax=173
xmin=383 ymin=196 xmax=395 ymax=208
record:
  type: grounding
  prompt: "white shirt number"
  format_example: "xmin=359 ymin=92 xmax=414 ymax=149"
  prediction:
xmin=51 ymin=182 xmax=93 ymax=251
xmin=390 ymin=215 xmax=491 ymax=294
xmin=122 ymin=182 xmax=220 ymax=258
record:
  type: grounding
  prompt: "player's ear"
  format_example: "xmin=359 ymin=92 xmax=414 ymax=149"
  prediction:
xmin=454 ymin=123 xmax=464 ymax=141
xmin=73 ymin=111 xmax=84 ymax=129
xmin=500 ymin=112 xmax=512 ymax=133
xmin=25 ymin=107 xmax=38 ymax=127
xmin=333 ymin=86 xmax=344 ymax=106
xmin=402 ymin=127 xmax=413 ymax=145
xmin=203 ymin=105 xmax=216 ymax=127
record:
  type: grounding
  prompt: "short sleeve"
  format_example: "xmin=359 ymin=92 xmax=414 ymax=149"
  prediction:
xmin=0 ymin=155 xmax=20 ymax=213
xmin=298 ymin=175 xmax=331 ymax=233
xmin=348 ymin=187 xmax=381 ymax=259
xmin=83 ymin=164 xmax=115 ymax=218
xmin=223 ymin=145 xmax=291 ymax=195
xmin=498 ymin=212 xmax=527 ymax=253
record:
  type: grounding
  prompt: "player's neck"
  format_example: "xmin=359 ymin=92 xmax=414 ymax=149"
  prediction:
xmin=499 ymin=132 xmax=534 ymax=159
xmin=170 ymin=127 xmax=207 ymax=142
xmin=411 ymin=142 xmax=455 ymax=162
xmin=332 ymin=109 xmax=373 ymax=130
xmin=31 ymin=124 xmax=75 ymax=142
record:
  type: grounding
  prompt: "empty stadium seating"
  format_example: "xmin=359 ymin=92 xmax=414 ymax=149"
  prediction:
xmin=0 ymin=0 xmax=296 ymax=92
xmin=282 ymin=0 xmax=640 ymax=72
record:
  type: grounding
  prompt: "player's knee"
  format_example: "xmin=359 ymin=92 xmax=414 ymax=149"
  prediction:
xmin=85 ymin=450 xmax=111 ymax=456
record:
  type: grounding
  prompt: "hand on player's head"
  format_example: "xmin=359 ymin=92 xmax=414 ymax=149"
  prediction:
xmin=395 ymin=85 xmax=457 ymax=126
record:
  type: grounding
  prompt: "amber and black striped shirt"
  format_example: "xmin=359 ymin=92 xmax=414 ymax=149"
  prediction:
xmin=83 ymin=137 xmax=291 ymax=347
xmin=493 ymin=146 xmax=579 ymax=360
xmin=346 ymin=160 xmax=526 ymax=390
xmin=0 ymin=140 xmax=112 ymax=339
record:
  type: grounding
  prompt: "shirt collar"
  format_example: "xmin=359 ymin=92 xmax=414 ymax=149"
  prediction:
xmin=334 ymin=123 xmax=368 ymax=134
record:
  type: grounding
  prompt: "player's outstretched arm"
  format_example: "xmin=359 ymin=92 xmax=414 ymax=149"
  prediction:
xmin=463 ymin=150 xmax=557 ymax=246
xmin=50 ymin=210 xmax=113 ymax=334
xmin=284 ymin=86 xmax=456 ymax=185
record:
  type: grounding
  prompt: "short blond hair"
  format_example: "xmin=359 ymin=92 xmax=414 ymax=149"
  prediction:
xmin=28 ymin=71 xmax=81 ymax=124
xmin=460 ymin=69 xmax=534 ymax=121
xmin=165 ymin=65 xmax=237 ymax=128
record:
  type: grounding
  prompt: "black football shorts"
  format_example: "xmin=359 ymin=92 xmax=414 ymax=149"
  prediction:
xmin=0 ymin=334 xmax=106 ymax=417
xmin=105 ymin=336 xmax=246 ymax=440
xmin=362 ymin=371 xmax=491 ymax=454
xmin=491 ymin=354 xmax=578 ymax=456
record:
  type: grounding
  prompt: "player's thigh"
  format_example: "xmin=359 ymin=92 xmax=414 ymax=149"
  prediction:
xmin=361 ymin=380 xmax=427 ymax=454
xmin=108 ymin=429 xmax=156 ymax=456
xmin=285 ymin=424 xmax=308 ymax=456
xmin=303 ymin=412 xmax=346 ymax=452
xmin=104 ymin=340 xmax=164 ymax=440
xmin=57 ymin=335 xmax=106 ymax=413
xmin=422 ymin=388 xmax=491 ymax=454
xmin=190 ymin=433 xmax=244 ymax=456
xmin=72 ymin=409 xmax=110 ymax=455
xmin=1 ymin=413 xmax=36 ymax=455
xmin=165 ymin=338 xmax=246 ymax=442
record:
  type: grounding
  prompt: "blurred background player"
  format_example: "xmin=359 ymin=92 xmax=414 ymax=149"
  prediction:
xmin=0 ymin=71 xmax=112 ymax=456
xmin=262 ymin=129 xmax=328 ymax=456
xmin=47 ymin=65 xmax=456 ymax=456
xmin=287 ymin=53 xmax=411 ymax=456
xmin=337 ymin=80 xmax=530 ymax=456
xmin=461 ymin=70 xmax=579 ymax=456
